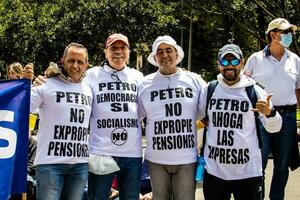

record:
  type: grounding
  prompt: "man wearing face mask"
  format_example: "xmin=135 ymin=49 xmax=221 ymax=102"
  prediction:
xmin=245 ymin=18 xmax=300 ymax=200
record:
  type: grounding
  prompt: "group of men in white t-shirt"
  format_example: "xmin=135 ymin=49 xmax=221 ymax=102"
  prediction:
xmin=23 ymin=17 xmax=300 ymax=200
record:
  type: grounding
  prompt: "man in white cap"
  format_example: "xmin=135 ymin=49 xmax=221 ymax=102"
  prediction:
xmin=85 ymin=33 xmax=144 ymax=200
xmin=200 ymin=44 xmax=282 ymax=200
xmin=138 ymin=35 xmax=207 ymax=200
xmin=245 ymin=18 xmax=300 ymax=200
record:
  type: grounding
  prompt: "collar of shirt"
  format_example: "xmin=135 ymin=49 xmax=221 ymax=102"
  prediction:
xmin=157 ymin=67 xmax=182 ymax=78
xmin=103 ymin=63 xmax=127 ymax=75
xmin=263 ymin=45 xmax=290 ymax=58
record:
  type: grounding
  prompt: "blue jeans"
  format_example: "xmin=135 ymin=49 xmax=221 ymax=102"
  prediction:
xmin=88 ymin=157 xmax=142 ymax=200
xmin=36 ymin=163 xmax=88 ymax=200
xmin=260 ymin=111 xmax=296 ymax=200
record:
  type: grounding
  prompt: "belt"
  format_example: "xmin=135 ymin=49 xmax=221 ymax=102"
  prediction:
xmin=274 ymin=104 xmax=297 ymax=113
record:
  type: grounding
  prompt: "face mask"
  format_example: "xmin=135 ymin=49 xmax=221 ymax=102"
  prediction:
xmin=279 ymin=32 xmax=293 ymax=48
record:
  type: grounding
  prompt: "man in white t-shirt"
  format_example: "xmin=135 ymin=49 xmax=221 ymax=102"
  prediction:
xmin=138 ymin=35 xmax=207 ymax=200
xmin=199 ymin=44 xmax=282 ymax=200
xmin=29 ymin=43 xmax=92 ymax=200
xmin=30 ymin=34 xmax=143 ymax=200
xmin=86 ymin=33 xmax=144 ymax=200
xmin=245 ymin=18 xmax=300 ymax=200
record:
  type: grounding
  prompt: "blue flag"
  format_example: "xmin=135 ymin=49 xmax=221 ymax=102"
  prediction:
xmin=0 ymin=79 xmax=31 ymax=200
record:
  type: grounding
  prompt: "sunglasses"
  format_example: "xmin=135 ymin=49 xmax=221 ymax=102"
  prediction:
xmin=219 ymin=59 xmax=240 ymax=67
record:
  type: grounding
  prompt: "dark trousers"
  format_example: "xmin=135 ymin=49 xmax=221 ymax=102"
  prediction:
xmin=9 ymin=180 xmax=36 ymax=200
xmin=203 ymin=171 xmax=263 ymax=200
xmin=260 ymin=111 xmax=297 ymax=200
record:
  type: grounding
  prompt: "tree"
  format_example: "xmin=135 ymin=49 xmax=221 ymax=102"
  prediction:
xmin=0 ymin=0 xmax=299 ymax=80
xmin=0 ymin=0 xmax=180 ymax=76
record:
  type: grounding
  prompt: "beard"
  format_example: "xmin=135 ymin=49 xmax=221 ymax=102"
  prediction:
xmin=222 ymin=68 xmax=239 ymax=81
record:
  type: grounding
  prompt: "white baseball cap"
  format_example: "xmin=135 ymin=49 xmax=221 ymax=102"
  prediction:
xmin=266 ymin=18 xmax=297 ymax=34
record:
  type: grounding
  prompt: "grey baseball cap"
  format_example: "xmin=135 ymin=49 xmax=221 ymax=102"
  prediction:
xmin=218 ymin=44 xmax=243 ymax=60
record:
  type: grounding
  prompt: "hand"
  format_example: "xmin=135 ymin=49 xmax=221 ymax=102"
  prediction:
xmin=244 ymin=69 xmax=252 ymax=77
xmin=200 ymin=119 xmax=208 ymax=127
xmin=22 ymin=63 xmax=34 ymax=80
xmin=32 ymin=75 xmax=47 ymax=86
xmin=140 ymin=192 xmax=153 ymax=200
xmin=196 ymin=120 xmax=205 ymax=129
xmin=109 ymin=188 xmax=119 ymax=200
xmin=251 ymin=94 xmax=273 ymax=116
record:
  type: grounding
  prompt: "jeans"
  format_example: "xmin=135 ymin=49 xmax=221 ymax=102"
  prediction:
xmin=148 ymin=161 xmax=196 ymax=200
xmin=260 ymin=111 xmax=296 ymax=200
xmin=36 ymin=163 xmax=88 ymax=200
xmin=88 ymin=157 xmax=142 ymax=200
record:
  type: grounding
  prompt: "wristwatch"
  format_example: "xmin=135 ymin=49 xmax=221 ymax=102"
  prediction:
xmin=266 ymin=107 xmax=276 ymax=118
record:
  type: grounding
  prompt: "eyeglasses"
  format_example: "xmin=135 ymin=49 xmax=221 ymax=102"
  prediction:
xmin=111 ymin=71 xmax=122 ymax=82
xmin=219 ymin=59 xmax=240 ymax=67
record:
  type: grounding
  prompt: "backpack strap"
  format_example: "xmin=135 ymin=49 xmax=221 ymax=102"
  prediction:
xmin=200 ymin=80 xmax=218 ymax=156
xmin=200 ymin=82 xmax=262 ymax=156
xmin=245 ymin=85 xmax=262 ymax=148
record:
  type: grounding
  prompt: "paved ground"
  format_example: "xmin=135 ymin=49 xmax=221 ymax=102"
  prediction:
xmin=195 ymin=159 xmax=300 ymax=200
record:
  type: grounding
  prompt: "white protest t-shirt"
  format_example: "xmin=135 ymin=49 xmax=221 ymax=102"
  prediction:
xmin=199 ymin=74 xmax=282 ymax=180
xmin=84 ymin=64 xmax=143 ymax=157
xmin=30 ymin=77 xmax=92 ymax=165
xmin=138 ymin=69 xmax=206 ymax=165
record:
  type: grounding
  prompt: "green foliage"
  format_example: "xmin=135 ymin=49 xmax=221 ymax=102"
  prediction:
xmin=188 ymin=0 xmax=300 ymax=80
xmin=0 ymin=0 xmax=299 ymax=80
xmin=0 ymin=0 xmax=180 ymax=76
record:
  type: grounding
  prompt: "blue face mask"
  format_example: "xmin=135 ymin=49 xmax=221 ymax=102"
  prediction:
xmin=279 ymin=32 xmax=293 ymax=48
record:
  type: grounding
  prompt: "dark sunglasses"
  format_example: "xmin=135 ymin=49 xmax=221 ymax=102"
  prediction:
xmin=219 ymin=59 xmax=240 ymax=67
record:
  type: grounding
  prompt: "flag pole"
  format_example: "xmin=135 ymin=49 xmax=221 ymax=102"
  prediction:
xmin=22 ymin=193 xmax=27 ymax=200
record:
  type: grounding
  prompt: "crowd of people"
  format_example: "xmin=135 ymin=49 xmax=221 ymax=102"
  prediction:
xmin=3 ymin=17 xmax=300 ymax=200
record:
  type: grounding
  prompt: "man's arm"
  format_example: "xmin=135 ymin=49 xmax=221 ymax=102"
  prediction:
xmin=295 ymin=89 xmax=300 ymax=108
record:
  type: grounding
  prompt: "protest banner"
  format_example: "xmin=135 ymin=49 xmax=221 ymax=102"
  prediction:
xmin=0 ymin=79 xmax=31 ymax=200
